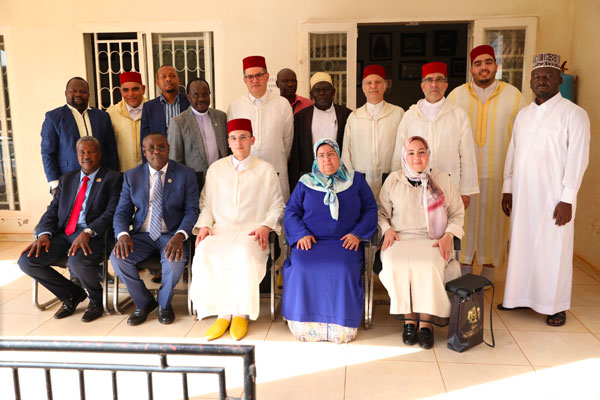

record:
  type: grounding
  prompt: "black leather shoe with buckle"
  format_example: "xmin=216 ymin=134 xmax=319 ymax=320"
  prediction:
xmin=127 ymin=299 xmax=158 ymax=326
xmin=158 ymin=305 xmax=175 ymax=325
xmin=54 ymin=289 xmax=87 ymax=319
xmin=402 ymin=323 xmax=418 ymax=345
xmin=81 ymin=303 xmax=104 ymax=322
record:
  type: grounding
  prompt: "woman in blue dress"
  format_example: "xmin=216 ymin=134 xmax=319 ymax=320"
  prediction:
xmin=281 ymin=138 xmax=377 ymax=343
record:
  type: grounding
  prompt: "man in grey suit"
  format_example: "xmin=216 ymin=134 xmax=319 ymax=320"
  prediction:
xmin=168 ymin=78 xmax=229 ymax=191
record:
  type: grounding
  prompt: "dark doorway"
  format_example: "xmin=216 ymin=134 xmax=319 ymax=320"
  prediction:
xmin=357 ymin=22 xmax=469 ymax=110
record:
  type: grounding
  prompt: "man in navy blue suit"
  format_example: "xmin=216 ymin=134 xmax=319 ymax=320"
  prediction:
xmin=140 ymin=65 xmax=190 ymax=156
xmin=19 ymin=137 xmax=122 ymax=322
xmin=41 ymin=77 xmax=119 ymax=195
xmin=111 ymin=133 xmax=199 ymax=325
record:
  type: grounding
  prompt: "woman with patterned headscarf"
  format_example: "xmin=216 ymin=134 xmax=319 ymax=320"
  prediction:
xmin=378 ymin=136 xmax=465 ymax=349
xmin=281 ymin=138 xmax=377 ymax=343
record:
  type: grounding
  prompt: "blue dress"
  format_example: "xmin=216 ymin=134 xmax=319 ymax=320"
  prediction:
xmin=281 ymin=172 xmax=378 ymax=328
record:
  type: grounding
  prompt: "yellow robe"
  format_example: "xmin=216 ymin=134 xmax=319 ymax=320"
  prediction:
xmin=448 ymin=82 xmax=528 ymax=266
xmin=106 ymin=98 xmax=147 ymax=172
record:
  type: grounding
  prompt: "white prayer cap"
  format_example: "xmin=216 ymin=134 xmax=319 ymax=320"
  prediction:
xmin=310 ymin=72 xmax=332 ymax=89
xmin=532 ymin=53 xmax=561 ymax=71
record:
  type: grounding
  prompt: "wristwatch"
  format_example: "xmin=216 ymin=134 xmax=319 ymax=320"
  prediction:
xmin=83 ymin=228 xmax=94 ymax=236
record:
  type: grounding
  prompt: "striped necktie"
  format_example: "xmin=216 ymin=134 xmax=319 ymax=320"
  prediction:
xmin=148 ymin=171 xmax=164 ymax=241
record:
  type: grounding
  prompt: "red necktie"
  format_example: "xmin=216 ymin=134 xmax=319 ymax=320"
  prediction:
xmin=65 ymin=176 xmax=90 ymax=236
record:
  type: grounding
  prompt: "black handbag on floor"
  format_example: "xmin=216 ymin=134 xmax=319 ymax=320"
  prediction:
xmin=445 ymin=273 xmax=495 ymax=352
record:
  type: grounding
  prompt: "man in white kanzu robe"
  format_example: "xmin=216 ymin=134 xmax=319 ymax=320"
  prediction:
xmin=392 ymin=62 xmax=479 ymax=206
xmin=191 ymin=118 xmax=285 ymax=341
xmin=227 ymin=55 xmax=293 ymax=200
xmin=341 ymin=64 xmax=404 ymax=199
xmin=501 ymin=53 xmax=590 ymax=326
xmin=448 ymin=45 xmax=529 ymax=279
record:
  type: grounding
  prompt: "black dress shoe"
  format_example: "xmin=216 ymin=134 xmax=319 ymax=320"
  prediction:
xmin=158 ymin=305 xmax=175 ymax=325
xmin=418 ymin=327 xmax=434 ymax=349
xmin=127 ymin=299 xmax=158 ymax=326
xmin=81 ymin=303 xmax=104 ymax=323
xmin=54 ymin=289 xmax=87 ymax=319
xmin=402 ymin=323 xmax=418 ymax=345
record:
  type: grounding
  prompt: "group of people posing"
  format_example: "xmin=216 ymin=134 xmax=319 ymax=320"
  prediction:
xmin=19 ymin=46 xmax=589 ymax=348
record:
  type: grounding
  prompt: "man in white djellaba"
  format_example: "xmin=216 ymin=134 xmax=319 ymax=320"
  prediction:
xmin=190 ymin=118 xmax=285 ymax=341
xmin=227 ymin=55 xmax=294 ymax=200
xmin=499 ymin=53 xmax=590 ymax=327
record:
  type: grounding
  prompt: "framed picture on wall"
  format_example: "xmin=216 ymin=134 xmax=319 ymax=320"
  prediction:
xmin=399 ymin=61 xmax=426 ymax=80
xmin=401 ymin=33 xmax=426 ymax=56
xmin=451 ymin=58 xmax=467 ymax=77
xmin=434 ymin=30 xmax=457 ymax=56
xmin=370 ymin=33 xmax=392 ymax=61
xmin=357 ymin=60 xmax=363 ymax=86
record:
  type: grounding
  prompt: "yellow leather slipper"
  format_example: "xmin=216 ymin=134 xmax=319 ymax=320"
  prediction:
xmin=230 ymin=317 xmax=249 ymax=341
xmin=205 ymin=318 xmax=231 ymax=341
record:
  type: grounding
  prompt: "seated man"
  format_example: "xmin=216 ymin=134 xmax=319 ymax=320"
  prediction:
xmin=19 ymin=136 xmax=122 ymax=322
xmin=110 ymin=133 xmax=199 ymax=326
xmin=190 ymin=118 xmax=285 ymax=341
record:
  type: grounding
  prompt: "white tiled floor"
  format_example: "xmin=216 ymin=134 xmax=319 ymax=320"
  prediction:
xmin=1 ymin=241 xmax=600 ymax=399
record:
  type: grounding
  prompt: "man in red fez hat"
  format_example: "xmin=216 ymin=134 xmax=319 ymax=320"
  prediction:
xmin=190 ymin=117 xmax=285 ymax=341
xmin=41 ymin=77 xmax=119 ymax=195
xmin=341 ymin=64 xmax=404 ymax=198
xmin=448 ymin=45 xmax=528 ymax=280
xmin=107 ymin=71 xmax=148 ymax=172
xmin=228 ymin=56 xmax=294 ymax=200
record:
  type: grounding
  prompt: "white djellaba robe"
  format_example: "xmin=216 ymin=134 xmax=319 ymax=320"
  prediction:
xmin=341 ymin=101 xmax=404 ymax=199
xmin=448 ymin=82 xmax=528 ymax=265
xmin=190 ymin=155 xmax=285 ymax=320
xmin=502 ymin=92 xmax=590 ymax=315
xmin=391 ymin=98 xmax=480 ymax=196
xmin=228 ymin=90 xmax=294 ymax=200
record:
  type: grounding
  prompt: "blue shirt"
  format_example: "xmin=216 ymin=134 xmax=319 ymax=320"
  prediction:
xmin=159 ymin=94 xmax=181 ymax=131
xmin=76 ymin=168 xmax=100 ymax=230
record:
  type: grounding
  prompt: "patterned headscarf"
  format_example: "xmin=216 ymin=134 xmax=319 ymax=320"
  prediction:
xmin=401 ymin=136 xmax=447 ymax=240
xmin=299 ymin=138 xmax=354 ymax=220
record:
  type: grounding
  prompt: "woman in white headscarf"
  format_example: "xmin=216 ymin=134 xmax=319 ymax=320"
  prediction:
xmin=378 ymin=135 xmax=464 ymax=349
xmin=282 ymin=138 xmax=378 ymax=343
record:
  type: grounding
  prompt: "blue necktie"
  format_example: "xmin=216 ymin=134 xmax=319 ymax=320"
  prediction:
xmin=148 ymin=171 xmax=164 ymax=241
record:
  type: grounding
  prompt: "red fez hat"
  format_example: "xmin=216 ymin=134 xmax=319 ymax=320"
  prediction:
xmin=470 ymin=45 xmax=495 ymax=64
xmin=242 ymin=56 xmax=267 ymax=71
xmin=363 ymin=64 xmax=385 ymax=80
xmin=421 ymin=62 xmax=447 ymax=78
xmin=227 ymin=118 xmax=253 ymax=134
xmin=119 ymin=71 xmax=143 ymax=85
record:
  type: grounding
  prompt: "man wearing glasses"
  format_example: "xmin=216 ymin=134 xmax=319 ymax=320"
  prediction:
xmin=190 ymin=118 xmax=285 ymax=341
xmin=392 ymin=62 xmax=479 ymax=209
xmin=227 ymin=56 xmax=294 ymax=200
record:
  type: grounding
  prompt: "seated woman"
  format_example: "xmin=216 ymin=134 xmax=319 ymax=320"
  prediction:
xmin=282 ymin=138 xmax=378 ymax=343
xmin=378 ymin=136 xmax=464 ymax=349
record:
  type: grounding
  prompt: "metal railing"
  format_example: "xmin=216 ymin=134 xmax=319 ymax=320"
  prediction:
xmin=0 ymin=340 xmax=256 ymax=400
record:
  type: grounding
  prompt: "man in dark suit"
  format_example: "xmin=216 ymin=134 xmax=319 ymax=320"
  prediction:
xmin=168 ymin=78 xmax=229 ymax=191
xmin=41 ymin=77 xmax=119 ymax=194
xmin=140 ymin=65 xmax=190 ymax=153
xmin=19 ymin=137 xmax=122 ymax=322
xmin=110 ymin=133 xmax=199 ymax=326
xmin=288 ymin=72 xmax=352 ymax=191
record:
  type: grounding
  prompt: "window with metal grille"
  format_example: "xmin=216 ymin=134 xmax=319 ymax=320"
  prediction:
xmin=309 ymin=33 xmax=347 ymax=106
xmin=0 ymin=35 xmax=19 ymax=211
xmin=485 ymin=29 xmax=526 ymax=91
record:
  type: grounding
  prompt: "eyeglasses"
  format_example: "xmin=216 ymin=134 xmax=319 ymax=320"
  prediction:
xmin=422 ymin=77 xmax=447 ymax=85
xmin=244 ymin=72 xmax=267 ymax=81
xmin=228 ymin=135 xmax=251 ymax=142
xmin=316 ymin=151 xmax=338 ymax=160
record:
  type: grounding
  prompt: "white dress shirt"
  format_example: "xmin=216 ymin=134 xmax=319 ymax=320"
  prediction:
xmin=311 ymin=104 xmax=338 ymax=147
xmin=472 ymin=80 xmax=498 ymax=104
xmin=418 ymin=97 xmax=445 ymax=122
